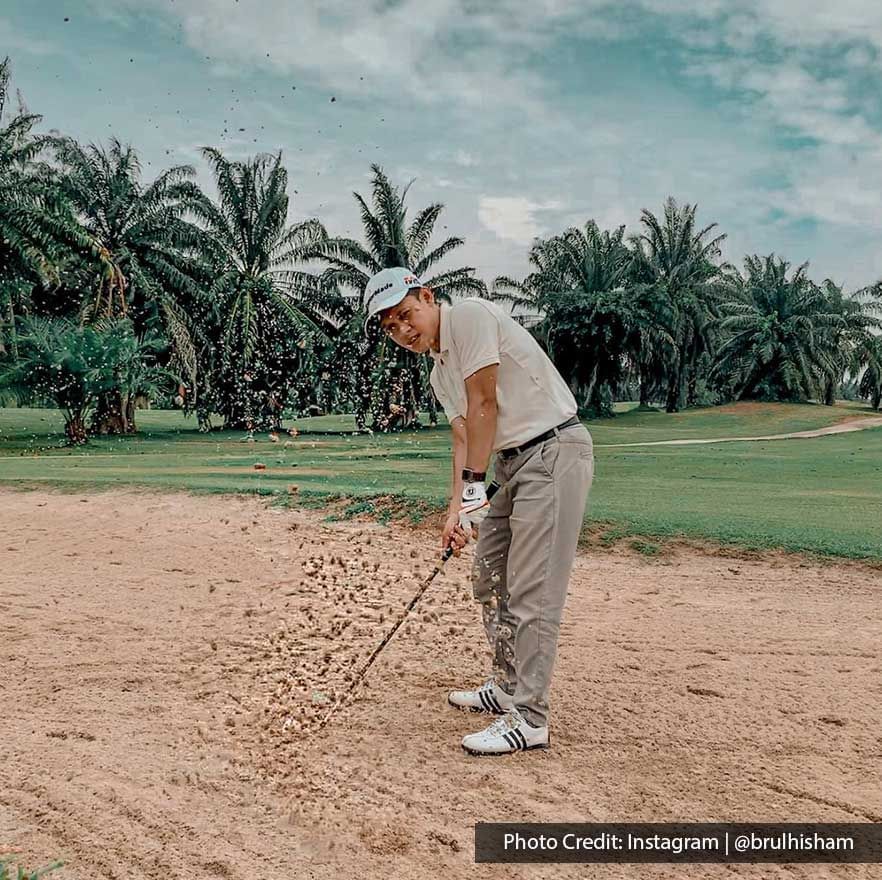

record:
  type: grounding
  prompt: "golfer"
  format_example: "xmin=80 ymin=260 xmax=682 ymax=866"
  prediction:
xmin=365 ymin=267 xmax=594 ymax=755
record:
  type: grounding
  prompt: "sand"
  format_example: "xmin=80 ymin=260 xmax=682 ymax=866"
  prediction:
xmin=1 ymin=487 xmax=880 ymax=879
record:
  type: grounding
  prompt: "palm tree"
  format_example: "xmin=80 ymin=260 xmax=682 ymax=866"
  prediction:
xmin=190 ymin=147 xmax=331 ymax=430
xmin=50 ymin=136 xmax=208 ymax=432
xmin=0 ymin=58 xmax=89 ymax=363
xmin=713 ymin=255 xmax=841 ymax=401
xmin=0 ymin=315 xmax=170 ymax=444
xmin=489 ymin=271 xmax=546 ymax=329
xmin=631 ymin=198 xmax=726 ymax=412
xmin=626 ymin=286 xmax=674 ymax=408
xmin=850 ymin=281 xmax=882 ymax=410
xmin=548 ymin=224 xmax=643 ymax=415
xmin=0 ymin=316 xmax=107 ymax=443
xmin=301 ymin=164 xmax=486 ymax=430
xmin=817 ymin=279 xmax=882 ymax=405
xmin=491 ymin=222 xmax=671 ymax=413
xmin=494 ymin=223 xmax=635 ymax=415
xmin=856 ymin=335 xmax=882 ymax=410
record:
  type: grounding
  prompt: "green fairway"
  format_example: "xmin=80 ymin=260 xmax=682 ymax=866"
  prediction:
xmin=1 ymin=402 xmax=880 ymax=560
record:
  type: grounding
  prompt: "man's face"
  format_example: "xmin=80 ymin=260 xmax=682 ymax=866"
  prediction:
xmin=378 ymin=288 xmax=438 ymax=353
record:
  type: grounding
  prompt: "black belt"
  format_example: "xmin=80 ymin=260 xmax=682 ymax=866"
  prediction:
xmin=498 ymin=415 xmax=581 ymax=459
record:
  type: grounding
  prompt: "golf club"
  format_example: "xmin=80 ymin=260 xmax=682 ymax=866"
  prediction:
xmin=312 ymin=481 xmax=500 ymax=733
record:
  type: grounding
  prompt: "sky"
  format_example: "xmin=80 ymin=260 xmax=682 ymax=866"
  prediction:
xmin=4 ymin=0 xmax=882 ymax=289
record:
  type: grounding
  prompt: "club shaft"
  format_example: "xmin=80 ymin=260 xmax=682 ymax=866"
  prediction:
xmin=312 ymin=483 xmax=499 ymax=732
xmin=313 ymin=549 xmax=451 ymax=730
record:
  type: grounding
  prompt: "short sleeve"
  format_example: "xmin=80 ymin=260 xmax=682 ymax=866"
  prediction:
xmin=448 ymin=300 xmax=501 ymax=380
xmin=430 ymin=367 xmax=464 ymax=422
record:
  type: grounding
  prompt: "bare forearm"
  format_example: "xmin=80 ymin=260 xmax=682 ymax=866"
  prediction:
xmin=450 ymin=437 xmax=467 ymax=511
xmin=465 ymin=395 xmax=497 ymax=474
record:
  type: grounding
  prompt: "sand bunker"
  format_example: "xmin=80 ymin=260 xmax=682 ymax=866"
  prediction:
xmin=1 ymin=488 xmax=880 ymax=879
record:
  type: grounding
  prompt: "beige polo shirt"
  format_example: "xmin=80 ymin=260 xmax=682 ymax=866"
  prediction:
xmin=428 ymin=298 xmax=577 ymax=451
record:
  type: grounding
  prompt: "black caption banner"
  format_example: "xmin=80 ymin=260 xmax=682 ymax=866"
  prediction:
xmin=475 ymin=823 xmax=882 ymax=863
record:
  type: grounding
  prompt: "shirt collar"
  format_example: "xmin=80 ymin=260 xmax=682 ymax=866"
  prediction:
xmin=429 ymin=302 xmax=451 ymax=362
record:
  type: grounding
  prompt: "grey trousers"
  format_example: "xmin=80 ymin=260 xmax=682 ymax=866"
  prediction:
xmin=471 ymin=423 xmax=594 ymax=727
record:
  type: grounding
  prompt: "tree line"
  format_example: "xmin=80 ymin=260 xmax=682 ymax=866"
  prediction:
xmin=1 ymin=58 xmax=880 ymax=444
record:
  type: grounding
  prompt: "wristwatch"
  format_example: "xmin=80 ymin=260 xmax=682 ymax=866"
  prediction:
xmin=461 ymin=468 xmax=487 ymax=483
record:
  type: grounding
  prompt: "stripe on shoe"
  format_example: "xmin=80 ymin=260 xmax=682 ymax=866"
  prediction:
xmin=502 ymin=731 xmax=520 ymax=750
xmin=487 ymin=691 xmax=503 ymax=713
xmin=478 ymin=689 xmax=492 ymax=712
xmin=512 ymin=728 xmax=528 ymax=750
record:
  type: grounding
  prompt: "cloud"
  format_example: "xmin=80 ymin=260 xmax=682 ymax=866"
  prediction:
xmin=772 ymin=143 xmax=882 ymax=229
xmin=685 ymin=56 xmax=878 ymax=147
xmin=634 ymin=0 xmax=882 ymax=52
xmin=735 ymin=0 xmax=882 ymax=52
xmin=87 ymin=0 xmax=575 ymax=126
xmin=659 ymin=3 xmax=882 ymax=239
xmin=27 ymin=0 xmax=882 ymax=289
xmin=0 ymin=17 xmax=57 ymax=56
xmin=478 ymin=196 xmax=565 ymax=245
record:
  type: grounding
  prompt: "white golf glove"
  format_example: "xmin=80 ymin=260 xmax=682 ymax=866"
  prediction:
xmin=459 ymin=481 xmax=490 ymax=535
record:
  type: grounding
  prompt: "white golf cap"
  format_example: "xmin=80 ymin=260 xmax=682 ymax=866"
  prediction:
xmin=363 ymin=267 xmax=424 ymax=333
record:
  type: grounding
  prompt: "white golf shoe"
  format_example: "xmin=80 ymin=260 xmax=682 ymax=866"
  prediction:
xmin=461 ymin=709 xmax=549 ymax=756
xmin=447 ymin=679 xmax=515 ymax=714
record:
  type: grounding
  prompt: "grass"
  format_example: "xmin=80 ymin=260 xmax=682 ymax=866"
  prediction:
xmin=1 ymin=401 xmax=881 ymax=560
xmin=628 ymin=539 xmax=662 ymax=556
xmin=586 ymin=398 xmax=878 ymax=445
xmin=0 ymin=859 xmax=63 ymax=879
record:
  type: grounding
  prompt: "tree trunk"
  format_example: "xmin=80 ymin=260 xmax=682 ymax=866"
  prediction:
xmin=124 ymin=395 xmax=137 ymax=432
xmin=664 ymin=344 xmax=682 ymax=413
xmin=65 ymin=412 xmax=88 ymax=445
xmin=419 ymin=355 xmax=437 ymax=425
xmin=371 ymin=361 xmax=407 ymax=432
xmin=583 ymin=363 xmax=600 ymax=415
xmin=823 ymin=378 xmax=836 ymax=406
xmin=370 ymin=347 xmax=422 ymax=432
xmin=639 ymin=374 xmax=651 ymax=407
xmin=872 ymin=389 xmax=881 ymax=411
xmin=407 ymin=358 xmax=423 ymax=427
xmin=666 ymin=351 xmax=689 ymax=413
xmin=224 ymin=405 xmax=255 ymax=431
xmin=197 ymin=405 xmax=213 ymax=432
xmin=258 ymin=391 xmax=284 ymax=432
xmin=223 ymin=377 xmax=259 ymax=431
xmin=91 ymin=389 xmax=128 ymax=434
xmin=665 ymin=374 xmax=681 ymax=413
xmin=354 ymin=339 xmax=374 ymax=431
xmin=6 ymin=294 xmax=18 ymax=362
xmin=686 ymin=363 xmax=698 ymax=408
